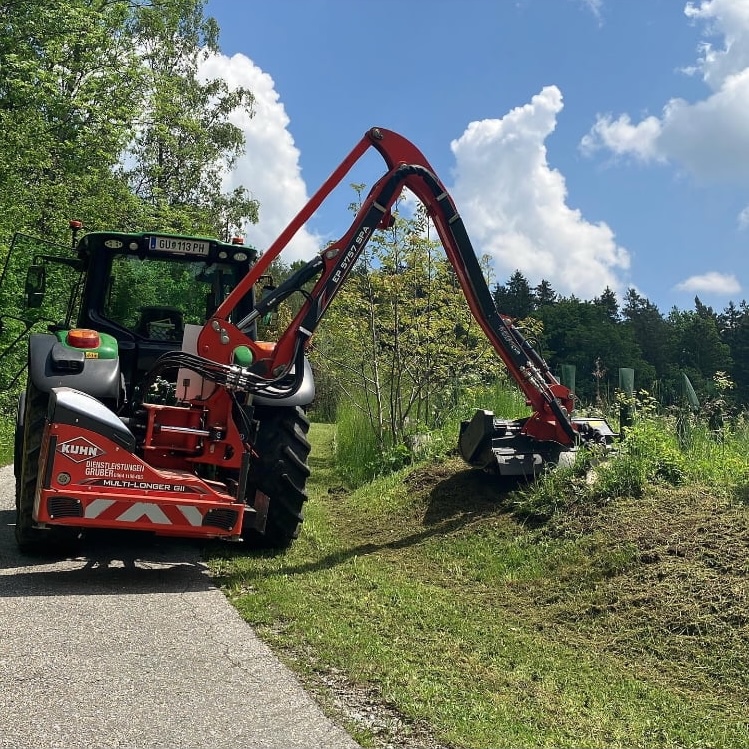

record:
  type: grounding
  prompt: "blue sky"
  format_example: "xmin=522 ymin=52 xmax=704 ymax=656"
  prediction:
xmin=202 ymin=0 xmax=749 ymax=314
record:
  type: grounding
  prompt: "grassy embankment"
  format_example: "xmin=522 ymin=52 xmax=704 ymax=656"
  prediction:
xmin=207 ymin=406 xmax=749 ymax=749
xmin=1 ymin=385 xmax=746 ymax=748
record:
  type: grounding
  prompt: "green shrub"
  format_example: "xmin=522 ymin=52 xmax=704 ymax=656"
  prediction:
xmin=515 ymin=414 xmax=690 ymax=521
xmin=599 ymin=418 xmax=687 ymax=496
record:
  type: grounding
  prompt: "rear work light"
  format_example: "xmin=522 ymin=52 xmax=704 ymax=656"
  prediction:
xmin=67 ymin=329 xmax=100 ymax=349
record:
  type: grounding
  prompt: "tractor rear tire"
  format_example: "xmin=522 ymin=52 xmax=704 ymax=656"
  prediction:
xmin=15 ymin=380 xmax=79 ymax=555
xmin=15 ymin=379 xmax=50 ymax=553
xmin=244 ymin=405 xmax=311 ymax=549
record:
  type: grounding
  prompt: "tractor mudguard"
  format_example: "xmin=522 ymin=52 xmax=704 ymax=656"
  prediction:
xmin=253 ymin=356 xmax=315 ymax=408
xmin=28 ymin=333 xmax=121 ymax=402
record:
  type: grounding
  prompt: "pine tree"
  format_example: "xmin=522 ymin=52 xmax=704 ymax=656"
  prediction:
xmin=493 ymin=270 xmax=535 ymax=318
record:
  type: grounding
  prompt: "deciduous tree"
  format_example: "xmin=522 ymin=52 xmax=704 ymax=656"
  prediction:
xmin=312 ymin=194 xmax=497 ymax=448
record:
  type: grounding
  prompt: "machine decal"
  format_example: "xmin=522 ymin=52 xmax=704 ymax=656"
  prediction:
xmin=57 ymin=437 xmax=106 ymax=463
xmin=177 ymin=506 xmax=204 ymax=526
xmin=84 ymin=460 xmax=144 ymax=479
xmin=86 ymin=479 xmax=197 ymax=493
xmin=84 ymin=498 xmax=115 ymax=517
xmin=117 ymin=503 xmax=171 ymax=524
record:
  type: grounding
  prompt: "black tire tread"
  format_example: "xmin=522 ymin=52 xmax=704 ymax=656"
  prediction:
xmin=244 ymin=405 xmax=311 ymax=548
xmin=15 ymin=380 xmax=49 ymax=553
xmin=15 ymin=380 xmax=80 ymax=555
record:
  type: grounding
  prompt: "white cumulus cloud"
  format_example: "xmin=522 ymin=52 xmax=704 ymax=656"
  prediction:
xmin=580 ymin=113 xmax=664 ymax=162
xmin=582 ymin=0 xmax=749 ymax=182
xmin=198 ymin=52 xmax=321 ymax=261
xmin=202 ymin=54 xmax=628 ymax=300
xmin=450 ymin=86 xmax=631 ymax=299
xmin=674 ymin=271 xmax=741 ymax=294
xmin=684 ymin=0 xmax=749 ymax=91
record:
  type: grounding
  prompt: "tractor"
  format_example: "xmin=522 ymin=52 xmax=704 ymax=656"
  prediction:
xmin=0 ymin=127 xmax=613 ymax=555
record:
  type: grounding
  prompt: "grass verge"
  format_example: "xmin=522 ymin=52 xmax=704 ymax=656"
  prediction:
xmin=209 ymin=422 xmax=748 ymax=748
xmin=0 ymin=416 xmax=13 ymax=466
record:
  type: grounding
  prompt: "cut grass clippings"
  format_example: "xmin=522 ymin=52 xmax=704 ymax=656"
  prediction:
xmin=206 ymin=423 xmax=749 ymax=749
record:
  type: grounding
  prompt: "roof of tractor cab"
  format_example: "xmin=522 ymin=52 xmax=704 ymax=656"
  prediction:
xmin=76 ymin=231 xmax=259 ymax=264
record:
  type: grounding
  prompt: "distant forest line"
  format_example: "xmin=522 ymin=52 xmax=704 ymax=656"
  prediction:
xmin=491 ymin=269 xmax=746 ymax=409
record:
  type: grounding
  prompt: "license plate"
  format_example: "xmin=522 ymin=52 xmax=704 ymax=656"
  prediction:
xmin=149 ymin=236 xmax=210 ymax=256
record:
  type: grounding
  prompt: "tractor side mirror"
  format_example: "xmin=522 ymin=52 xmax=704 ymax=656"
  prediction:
xmin=259 ymin=282 xmax=277 ymax=326
xmin=25 ymin=265 xmax=46 ymax=309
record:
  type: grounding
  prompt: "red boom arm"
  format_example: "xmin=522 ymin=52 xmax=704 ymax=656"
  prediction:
xmin=197 ymin=127 xmax=577 ymax=446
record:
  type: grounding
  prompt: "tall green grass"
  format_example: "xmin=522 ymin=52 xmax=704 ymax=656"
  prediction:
xmin=603 ymin=413 xmax=749 ymax=494
xmin=674 ymin=412 xmax=749 ymax=483
xmin=437 ymin=376 xmax=531 ymax=435
xmin=334 ymin=398 xmax=384 ymax=487
xmin=335 ymin=378 xmax=531 ymax=488
xmin=327 ymin=372 xmax=749 ymax=521
xmin=0 ymin=415 xmax=13 ymax=466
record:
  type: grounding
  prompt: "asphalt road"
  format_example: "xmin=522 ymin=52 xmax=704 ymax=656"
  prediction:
xmin=0 ymin=464 xmax=360 ymax=749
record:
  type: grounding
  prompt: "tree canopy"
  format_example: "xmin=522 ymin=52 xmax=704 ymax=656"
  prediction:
xmin=0 ymin=0 xmax=257 ymax=242
xmin=492 ymin=269 xmax=746 ymax=408
xmin=0 ymin=0 xmax=258 ymax=413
